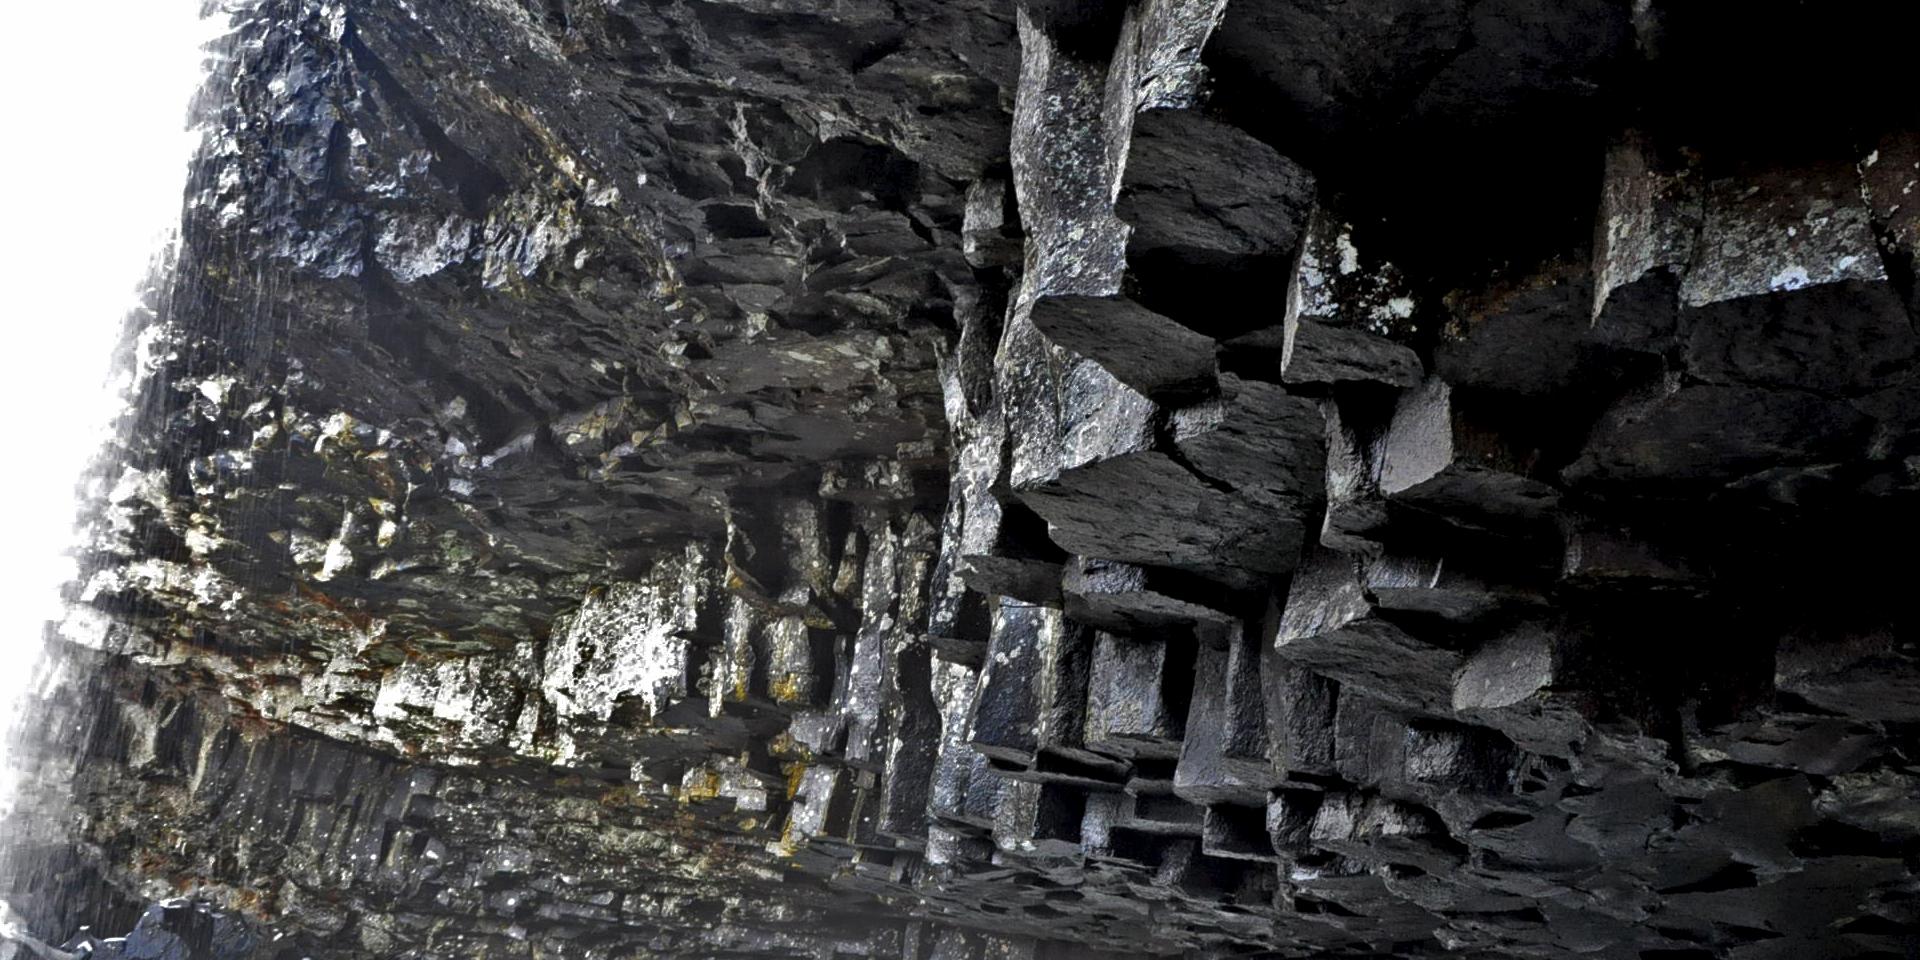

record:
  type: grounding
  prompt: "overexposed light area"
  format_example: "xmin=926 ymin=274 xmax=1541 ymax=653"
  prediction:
xmin=0 ymin=4 xmax=218 ymax=788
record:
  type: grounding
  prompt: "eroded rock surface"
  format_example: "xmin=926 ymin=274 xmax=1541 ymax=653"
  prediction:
xmin=6 ymin=1 xmax=1920 ymax=959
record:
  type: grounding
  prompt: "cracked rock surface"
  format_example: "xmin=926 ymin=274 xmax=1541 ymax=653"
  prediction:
xmin=5 ymin=1 xmax=1920 ymax=959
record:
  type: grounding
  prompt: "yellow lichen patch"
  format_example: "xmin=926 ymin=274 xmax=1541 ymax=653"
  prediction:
xmin=769 ymin=673 xmax=805 ymax=705
xmin=776 ymin=816 xmax=798 ymax=857
xmin=784 ymin=761 xmax=807 ymax=801
xmin=681 ymin=768 xmax=723 ymax=803
xmin=597 ymin=784 xmax=643 ymax=808
xmin=466 ymin=80 xmax=590 ymax=192
xmin=767 ymin=729 xmax=811 ymax=762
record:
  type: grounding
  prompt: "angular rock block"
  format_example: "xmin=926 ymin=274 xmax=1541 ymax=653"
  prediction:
xmin=929 ymin=343 xmax=1010 ymax=667
xmin=924 ymin=822 xmax=996 ymax=871
xmin=1201 ymin=803 xmax=1279 ymax=862
xmin=1435 ymin=258 xmax=1591 ymax=398
xmin=1393 ymin=719 xmax=1520 ymax=797
xmin=1309 ymin=792 xmax=1464 ymax=873
xmin=1120 ymin=107 xmax=1316 ymax=265
xmin=1566 ymin=380 xmax=1871 ymax=492
xmin=1220 ymin=623 xmax=1274 ymax=770
xmin=1112 ymin=791 xmax=1204 ymax=836
xmin=1146 ymin=838 xmax=1270 ymax=903
xmin=991 ymin=779 xmax=1086 ymax=860
xmin=994 ymin=8 xmax=1152 ymax=495
xmin=1029 ymin=294 xmax=1218 ymax=402
xmin=1594 ymin=134 xmax=1916 ymax=396
xmin=1271 ymin=212 xmax=1424 ymax=388
xmin=1267 ymin=788 xmax=1323 ymax=855
xmin=969 ymin=601 xmax=1052 ymax=766
xmin=1275 ymin=550 xmax=1484 ymax=712
xmin=1018 ymin=372 xmax=1325 ymax=586
xmin=957 ymin=554 xmax=1065 ymax=606
xmin=840 ymin=627 xmax=889 ymax=770
xmin=1118 ymin=108 xmax=1316 ymax=339
xmin=931 ymin=659 xmax=1000 ymax=831
xmin=837 ymin=525 xmax=899 ymax=769
xmin=929 ymin=335 xmax=1022 ymax=665
xmin=1084 ymin=630 xmax=1192 ymax=760
xmin=970 ymin=601 xmax=1121 ymax=782
xmin=1276 ymin=319 xmax=1426 ymax=390
xmin=1319 ymin=391 xmax=1394 ymax=550
xmin=1017 ymin=450 xmax=1304 ymax=584
xmin=1125 ymin=756 xmax=1181 ymax=798
xmin=998 ymin=332 xmax=1158 ymax=495
xmin=1061 ymin=557 xmax=1236 ymax=644
xmin=1558 ymin=516 xmax=1702 ymax=584
xmin=1376 ymin=376 xmax=1560 ymax=531
xmin=1682 ymin=165 xmax=1913 ymax=397
xmin=1077 ymin=790 xmax=1122 ymax=858
xmin=1006 ymin=225 xmax=1323 ymax=586
xmin=1684 ymin=277 xmax=1917 ymax=400
xmin=786 ymin=764 xmax=858 ymax=855
xmin=1175 ymin=628 xmax=1277 ymax=807
xmin=1311 ymin=379 xmax=1556 ymax=549
xmin=1451 ymin=625 xmax=1592 ymax=756
xmin=879 ymin=624 xmax=942 ymax=845
xmin=1170 ymin=374 xmax=1327 ymax=515
xmin=962 ymin=177 xmax=1020 ymax=270
xmin=1591 ymin=133 xmax=1703 ymax=348
xmin=1861 ymin=130 xmax=1920 ymax=319
xmin=1366 ymin=551 xmax=1524 ymax=626
xmin=765 ymin=601 xmax=826 ymax=708
xmin=710 ymin=594 xmax=760 ymax=717
xmin=1331 ymin=685 xmax=1403 ymax=787
xmin=1775 ymin=627 xmax=1920 ymax=724
xmin=1259 ymin=639 xmax=1339 ymax=778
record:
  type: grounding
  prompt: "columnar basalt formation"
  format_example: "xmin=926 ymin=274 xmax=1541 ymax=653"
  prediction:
xmin=6 ymin=2 xmax=1920 ymax=959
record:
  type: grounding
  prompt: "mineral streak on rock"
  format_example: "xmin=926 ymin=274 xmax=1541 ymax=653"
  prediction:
xmin=7 ymin=1 xmax=1920 ymax=959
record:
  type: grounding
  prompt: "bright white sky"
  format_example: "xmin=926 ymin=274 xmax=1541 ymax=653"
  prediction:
xmin=0 ymin=4 xmax=218 ymax=776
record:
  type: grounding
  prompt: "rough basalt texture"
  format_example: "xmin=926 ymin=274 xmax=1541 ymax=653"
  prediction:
xmin=7 ymin=1 xmax=1920 ymax=959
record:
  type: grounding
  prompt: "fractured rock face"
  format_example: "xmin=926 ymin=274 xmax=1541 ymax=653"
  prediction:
xmin=1267 ymin=211 xmax=1426 ymax=389
xmin=1118 ymin=108 xmax=1316 ymax=339
xmin=1029 ymin=294 xmax=1218 ymax=402
xmin=11 ymin=1 xmax=1920 ymax=959
xmin=1377 ymin=376 xmax=1561 ymax=531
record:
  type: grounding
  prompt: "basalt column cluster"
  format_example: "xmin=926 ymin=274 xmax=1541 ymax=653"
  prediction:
xmin=5 ymin=2 xmax=1920 ymax=960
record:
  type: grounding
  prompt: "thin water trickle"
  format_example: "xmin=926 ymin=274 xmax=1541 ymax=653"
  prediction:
xmin=0 ymin=0 xmax=219 ymax=853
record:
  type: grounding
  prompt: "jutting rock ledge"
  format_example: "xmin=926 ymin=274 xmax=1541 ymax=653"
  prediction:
xmin=4 ymin=1 xmax=1919 ymax=958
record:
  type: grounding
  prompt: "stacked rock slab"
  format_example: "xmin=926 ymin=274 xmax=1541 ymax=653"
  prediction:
xmin=5 ymin=1 xmax=1920 ymax=959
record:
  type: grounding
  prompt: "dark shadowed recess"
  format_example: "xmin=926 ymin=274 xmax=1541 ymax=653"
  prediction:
xmin=1204 ymin=0 xmax=1920 ymax=288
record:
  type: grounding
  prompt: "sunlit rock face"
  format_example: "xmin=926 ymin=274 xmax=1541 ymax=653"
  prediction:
xmin=7 ymin=1 xmax=1920 ymax=958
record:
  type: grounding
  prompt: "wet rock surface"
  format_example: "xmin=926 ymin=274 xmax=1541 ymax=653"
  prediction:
xmin=5 ymin=1 xmax=1920 ymax=959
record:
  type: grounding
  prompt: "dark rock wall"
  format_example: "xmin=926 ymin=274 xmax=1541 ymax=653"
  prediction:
xmin=7 ymin=1 xmax=1920 ymax=959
